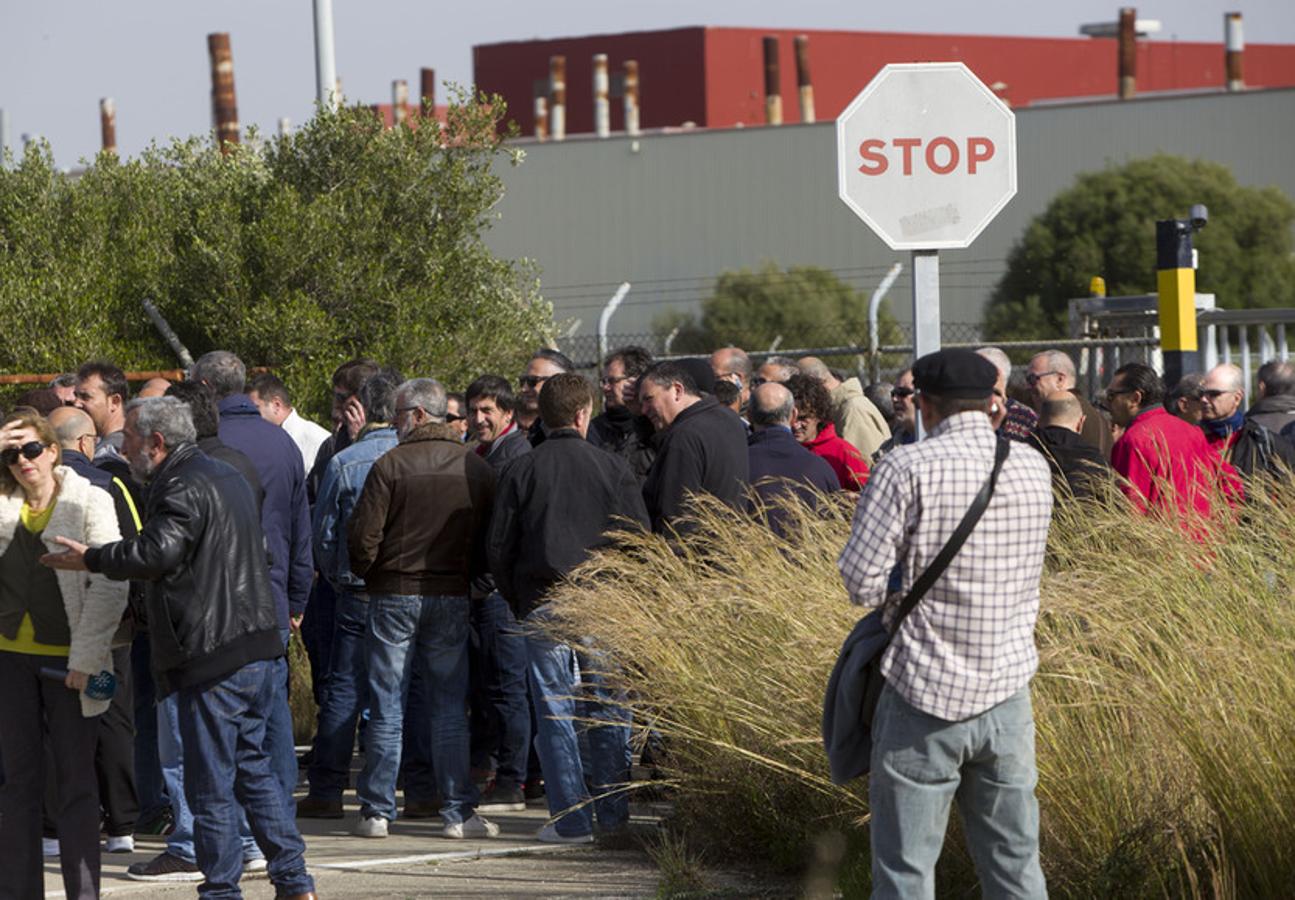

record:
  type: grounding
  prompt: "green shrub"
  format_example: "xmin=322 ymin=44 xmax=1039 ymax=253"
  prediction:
xmin=0 ymin=92 xmax=553 ymax=415
xmin=543 ymin=485 xmax=1295 ymax=898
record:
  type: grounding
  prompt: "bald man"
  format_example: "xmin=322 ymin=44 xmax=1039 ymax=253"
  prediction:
xmin=1026 ymin=350 xmax=1112 ymax=457
xmin=137 ymin=377 xmax=173 ymax=399
xmin=1200 ymin=363 xmax=1295 ymax=479
xmin=1028 ymin=391 xmax=1109 ymax=500
xmin=710 ymin=347 xmax=752 ymax=413
xmin=796 ymin=356 xmax=888 ymax=460
xmin=746 ymin=382 xmax=840 ymax=532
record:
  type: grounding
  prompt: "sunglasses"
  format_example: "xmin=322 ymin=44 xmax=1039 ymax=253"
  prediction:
xmin=1024 ymin=370 xmax=1060 ymax=386
xmin=518 ymin=375 xmax=550 ymax=389
xmin=1200 ymin=389 xmax=1235 ymax=400
xmin=446 ymin=412 xmax=466 ymax=423
xmin=2 ymin=441 xmax=48 ymax=466
xmin=891 ymin=387 xmax=915 ymax=398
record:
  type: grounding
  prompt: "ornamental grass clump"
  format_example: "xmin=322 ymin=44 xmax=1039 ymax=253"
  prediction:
xmin=542 ymin=481 xmax=1295 ymax=898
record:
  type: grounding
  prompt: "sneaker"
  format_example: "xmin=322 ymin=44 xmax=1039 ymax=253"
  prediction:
xmin=127 ymin=852 xmax=203 ymax=882
xmin=42 ymin=837 xmax=60 ymax=858
xmin=478 ymin=781 xmax=526 ymax=813
xmin=402 ymin=798 xmax=443 ymax=820
xmin=354 ymin=815 xmax=389 ymax=838
xmin=443 ymin=813 xmax=500 ymax=839
xmin=524 ymin=779 xmax=546 ymax=804
xmin=296 ymin=795 xmax=344 ymax=819
xmin=535 ymin=822 xmax=594 ymax=844
xmin=105 ymin=834 xmax=135 ymax=853
xmin=243 ymin=856 xmax=268 ymax=873
xmin=134 ymin=809 xmax=175 ymax=836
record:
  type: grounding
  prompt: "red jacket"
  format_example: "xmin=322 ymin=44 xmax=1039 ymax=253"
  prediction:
xmin=804 ymin=422 xmax=870 ymax=491
xmin=1111 ymin=407 xmax=1242 ymax=522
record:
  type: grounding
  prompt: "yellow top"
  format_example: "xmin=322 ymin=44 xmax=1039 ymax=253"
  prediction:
xmin=0 ymin=500 xmax=69 ymax=657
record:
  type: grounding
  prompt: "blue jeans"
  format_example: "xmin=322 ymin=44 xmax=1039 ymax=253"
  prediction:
xmin=471 ymin=592 xmax=532 ymax=788
xmin=524 ymin=608 xmax=632 ymax=838
xmin=307 ymin=591 xmax=370 ymax=800
xmin=869 ymin=684 xmax=1046 ymax=900
xmin=159 ymin=695 xmax=262 ymax=864
xmin=301 ymin=578 xmax=337 ymax=706
xmin=357 ymin=593 xmax=476 ymax=825
xmin=265 ymin=634 xmax=298 ymax=805
xmin=177 ymin=659 xmax=313 ymax=899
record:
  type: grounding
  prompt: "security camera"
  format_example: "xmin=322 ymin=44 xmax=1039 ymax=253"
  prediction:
xmin=1189 ymin=204 xmax=1208 ymax=230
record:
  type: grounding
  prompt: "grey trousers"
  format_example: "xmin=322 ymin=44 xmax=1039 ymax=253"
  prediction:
xmin=0 ymin=652 xmax=101 ymax=900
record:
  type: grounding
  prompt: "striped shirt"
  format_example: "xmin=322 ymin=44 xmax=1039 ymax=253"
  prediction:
xmin=838 ymin=412 xmax=1053 ymax=721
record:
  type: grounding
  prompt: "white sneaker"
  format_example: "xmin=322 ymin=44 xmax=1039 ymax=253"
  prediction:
xmin=243 ymin=856 xmax=268 ymax=873
xmin=42 ymin=837 xmax=60 ymax=858
xmin=354 ymin=815 xmax=389 ymax=838
xmin=443 ymin=813 xmax=500 ymax=839
xmin=535 ymin=821 xmax=594 ymax=844
xmin=105 ymin=835 xmax=135 ymax=854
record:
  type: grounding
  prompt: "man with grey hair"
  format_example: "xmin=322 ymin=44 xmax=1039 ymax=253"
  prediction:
xmin=710 ymin=346 xmax=753 ymax=412
xmin=1252 ymin=360 xmax=1295 ymax=435
xmin=797 ymin=356 xmax=889 ymax=459
xmin=347 ymin=378 xmax=499 ymax=841
xmin=1025 ymin=349 xmax=1112 ymax=457
xmin=977 ymin=347 xmax=1038 ymax=443
xmin=747 ymin=382 xmax=840 ymax=532
xmin=1200 ymin=362 xmax=1295 ymax=480
xmin=753 ymin=355 xmax=800 ymax=386
xmin=43 ymin=397 xmax=315 ymax=899
xmin=191 ymin=350 xmax=310 ymax=808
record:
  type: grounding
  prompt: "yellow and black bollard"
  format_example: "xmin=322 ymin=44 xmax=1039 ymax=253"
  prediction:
xmin=1156 ymin=205 xmax=1206 ymax=387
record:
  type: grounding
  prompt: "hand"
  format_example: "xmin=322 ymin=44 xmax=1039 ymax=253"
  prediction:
xmin=343 ymin=396 xmax=366 ymax=441
xmin=290 ymin=614 xmax=304 ymax=634
xmin=41 ymin=536 xmax=90 ymax=571
xmin=65 ymin=670 xmax=90 ymax=692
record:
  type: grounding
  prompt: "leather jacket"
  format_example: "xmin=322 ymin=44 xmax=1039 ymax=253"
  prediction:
xmin=86 ymin=443 xmax=283 ymax=698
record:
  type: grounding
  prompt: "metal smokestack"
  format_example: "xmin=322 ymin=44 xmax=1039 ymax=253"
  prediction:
xmin=763 ymin=36 xmax=782 ymax=125
xmin=623 ymin=60 xmax=640 ymax=136
xmin=549 ymin=55 xmax=566 ymax=141
xmin=207 ymin=33 xmax=240 ymax=152
xmin=100 ymin=98 xmax=117 ymax=155
xmin=1118 ymin=8 xmax=1137 ymax=100
xmin=1225 ymin=12 xmax=1245 ymax=91
xmin=593 ymin=54 xmax=610 ymax=138
xmin=794 ymin=35 xmax=814 ymax=123
xmin=392 ymin=79 xmax=408 ymax=125
xmin=534 ymin=83 xmax=548 ymax=141
xmin=420 ymin=68 xmax=437 ymax=114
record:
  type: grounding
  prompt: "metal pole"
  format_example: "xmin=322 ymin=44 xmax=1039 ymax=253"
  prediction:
xmin=100 ymin=98 xmax=117 ymax=155
xmin=794 ymin=35 xmax=815 ymax=123
xmin=763 ymin=36 xmax=782 ymax=125
xmin=593 ymin=54 xmax=610 ymax=138
xmin=1118 ymin=7 xmax=1137 ymax=100
xmin=623 ymin=60 xmax=640 ymax=136
xmin=141 ymin=299 xmax=195 ymax=370
xmin=207 ymin=33 xmax=240 ymax=153
xmin=597 ymin=282 xmax=632 ymax=365
xmin=911 ymin=250 xmax=941 ymax=439
xmin=392 ymin=80 xmax=408 ymax=126
xmin=313 ymin=0 xmax=338 ymax=111
xmin=868 ymin=262 xmax=903 ymax=382
xmin=1225 ymin=12 xmax=1245 ymax=91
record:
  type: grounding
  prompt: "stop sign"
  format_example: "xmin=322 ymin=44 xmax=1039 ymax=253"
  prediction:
xmin=836 ymin=63 xmax=1016 ymax=250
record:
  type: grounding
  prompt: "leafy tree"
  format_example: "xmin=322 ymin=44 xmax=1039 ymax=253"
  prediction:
xmin=654 ymin=262 xmax=901 ymax=354
xmin=0 ymin=92 xmax=552 ymax=417
xmin=984 ymin=154 xmax=1295 ymax=341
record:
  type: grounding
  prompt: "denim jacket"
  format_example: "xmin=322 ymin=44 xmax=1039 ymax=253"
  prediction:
xmin=312 ymin=426 xmax=398 ymax=592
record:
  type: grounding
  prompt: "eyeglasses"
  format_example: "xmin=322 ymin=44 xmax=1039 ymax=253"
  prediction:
xmin=446 ymin=412 xmax=465 ymax=423
xmin=1200 ymin=389 xmax=1236 ymax=400
xmin=1104 ymin=387 xmax=1135 ymax=403
xmin=2 ymin=441 xmax=48 ymax=466
xmin=600 ymin=375 xmax=631 ymax=387
xmin=891 ymin=387 xmax=915 ymax=398
xmin=518 ymin=375 xmax=550 ymax=389
xmin=394 ymin=405 xmax=424 ymax=416
xmin=1024 ymin=370 xmax=1060 ymax=386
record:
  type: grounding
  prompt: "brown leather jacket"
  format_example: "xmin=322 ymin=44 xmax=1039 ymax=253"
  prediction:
xmin=347 ymin=423 xmax=495 ymax=597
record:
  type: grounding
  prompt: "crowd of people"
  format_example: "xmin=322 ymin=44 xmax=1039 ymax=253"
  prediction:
xmin=0 ymin=340 xmax=1291 ymax=898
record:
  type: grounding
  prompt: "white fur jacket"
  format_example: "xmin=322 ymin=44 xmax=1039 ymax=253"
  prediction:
xmin=0 ymin=465 xmax=128 ymax=717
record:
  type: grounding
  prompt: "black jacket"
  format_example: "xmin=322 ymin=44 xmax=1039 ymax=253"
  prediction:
xmin=747 ymin=426 xmax=840 ymax=533
xmin=1228 ymin=418 xmax=1295 ymax=481
xmin=1247 ymin=394 xmax=1295 ymax=436
xmin=85 ymin=444 xmax=283 ymax=698
xmin=1029 ymin=426 xmax=1111 ymax=500
xmin=478 ymin=424 xmax=532 ymax=475
xmin=588 ymin=406 xmax=657 ymax=484
xmin=642 ymin=396 xmax=750 ymax=534
xmin=488 ymin=429 xmax=649 ymax=619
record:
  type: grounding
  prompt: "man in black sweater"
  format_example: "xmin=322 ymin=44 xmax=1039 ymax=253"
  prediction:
xmin=638 ymin=360 xmax=749 ymax=534
xmin=487 ymin=374 xmax=649 ymax=844
xmin=1029 ymin=391 xmax=1110 ymax=501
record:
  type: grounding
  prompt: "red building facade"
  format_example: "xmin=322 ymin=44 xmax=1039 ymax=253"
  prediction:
xmin=473 ymin=26 xmax=1295 ymax=135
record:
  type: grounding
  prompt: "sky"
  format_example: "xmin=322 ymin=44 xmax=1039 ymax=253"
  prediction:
xmin=4 ymin=1 xmax=1294 ymax=167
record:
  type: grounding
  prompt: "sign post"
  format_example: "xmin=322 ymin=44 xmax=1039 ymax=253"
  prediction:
xmin=836 ymin=62 xmax=1017 ymax=432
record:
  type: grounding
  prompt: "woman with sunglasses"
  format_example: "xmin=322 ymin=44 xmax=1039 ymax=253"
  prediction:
xmin=0 ymin=408 xmax=128 ymax=900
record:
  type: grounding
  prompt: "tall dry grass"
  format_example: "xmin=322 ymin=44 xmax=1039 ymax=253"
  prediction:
xmin=542 ymin=483 xmax=1295 ymax=898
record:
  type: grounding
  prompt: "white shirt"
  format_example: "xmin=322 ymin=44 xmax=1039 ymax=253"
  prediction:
xmin=282 ymin=408 xmax=331 ymax=474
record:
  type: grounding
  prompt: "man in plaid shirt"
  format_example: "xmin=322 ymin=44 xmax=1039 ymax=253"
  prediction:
xmin=838 ymin=348 xmax=1052 ymax=899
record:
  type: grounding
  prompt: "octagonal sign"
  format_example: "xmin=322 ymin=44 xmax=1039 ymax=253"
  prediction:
xmin=836 ymin=62 xmax=1016 ymax=250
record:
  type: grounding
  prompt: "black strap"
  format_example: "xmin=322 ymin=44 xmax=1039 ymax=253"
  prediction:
xmin=889 ymin=438 xmax=1011 ymax=632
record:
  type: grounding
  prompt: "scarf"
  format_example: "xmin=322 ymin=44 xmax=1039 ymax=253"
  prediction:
xmin=1202 ymin=409 xmax=1245 ymax=440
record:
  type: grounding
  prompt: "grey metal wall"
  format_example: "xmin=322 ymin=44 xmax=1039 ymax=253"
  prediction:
xmin=484 ymin=87 xmax=1295 ymax=338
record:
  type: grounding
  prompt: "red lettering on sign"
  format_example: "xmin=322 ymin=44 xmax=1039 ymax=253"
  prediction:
xmin=892 ymin=138 xmax=921 ymax=176
xmin=967 ymin=137 xmax=994 ymax=174
xmin=925 ymin=137 xmax=959 ymax=175
xmin=857 ymin=139 xmax=888 ymax=175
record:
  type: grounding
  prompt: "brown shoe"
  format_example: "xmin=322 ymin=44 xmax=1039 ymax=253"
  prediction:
xmin=296 ymin=796 xmax=343 ymax=819
xmin=276 ymin=893 xmax=318 ymax=900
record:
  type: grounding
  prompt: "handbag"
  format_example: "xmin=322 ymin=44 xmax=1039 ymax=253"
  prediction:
xmin=822 ymin=438 xmax=1010 ymax=784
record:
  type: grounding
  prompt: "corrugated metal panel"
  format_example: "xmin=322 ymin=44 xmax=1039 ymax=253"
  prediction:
xmin=486 ymin=88 xmax=1295 ymax=334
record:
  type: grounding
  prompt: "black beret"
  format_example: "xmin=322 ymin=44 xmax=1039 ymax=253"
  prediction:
xmin=911 ymin=349 xmax=998 ymax=399
xmin=675 ymin=357 xmax=716 ymax=395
